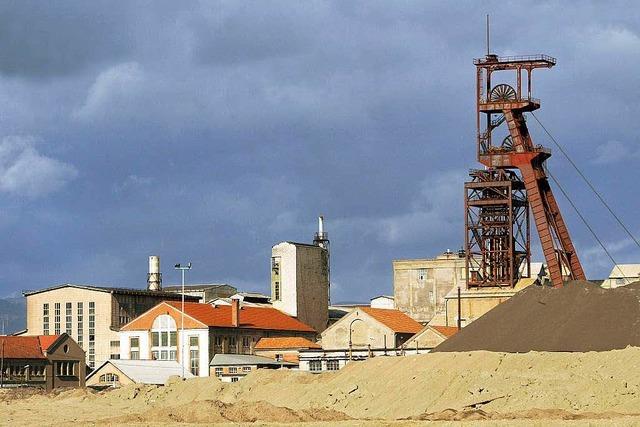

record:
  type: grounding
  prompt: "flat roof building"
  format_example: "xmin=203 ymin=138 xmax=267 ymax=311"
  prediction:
xmin=210 ymin=354 xmax=295 ymax=382
xmin=393 ymin=250 xmax=467 ymax=323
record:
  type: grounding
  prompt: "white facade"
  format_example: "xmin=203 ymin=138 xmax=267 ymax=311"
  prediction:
xmin=370 ymin=296 xmax=395 ymax=309
xmin=119 ymin=327 xmax=209 ymax=378
xmin=271 ymin=242 xmax=298 ymax=317
xmin=602 ymin=264 xmax=640 ymax=289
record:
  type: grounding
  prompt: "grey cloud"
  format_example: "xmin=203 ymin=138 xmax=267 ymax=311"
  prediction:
xmin=0 ymin=136 xmax=77 ymax=198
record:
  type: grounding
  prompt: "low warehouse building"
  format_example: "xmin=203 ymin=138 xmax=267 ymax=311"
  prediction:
xmin=0 ymin=334 xmax=85 ymax=390
xmin=210 ymin=354 xmax=295 ymax=382
xmin=86 ymin=359 xmax=193 ymax=388
xmin=254 ymin=336 xmax=321 ymax=363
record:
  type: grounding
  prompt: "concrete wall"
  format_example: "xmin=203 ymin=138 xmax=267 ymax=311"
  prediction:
xmin=271 ymin=242 xmax=329 ymax=334
xmin=393 ymin=253 xmax=466 ymax=323
xmin=321 ymin=308 xmax=395 ymax=350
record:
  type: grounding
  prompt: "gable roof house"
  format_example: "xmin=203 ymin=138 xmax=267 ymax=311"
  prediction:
xmin=118 ymin=299 xmax=316 ymax=378
xmin=86 ymin=359 xmax=194 ymax=388
xmin=0 ymin=333 xmax=85 ymax=390
xmin=321 ymin=306 xmax=423 ymax=350
xmin=402 ymin=325 xmax=460 ymax=350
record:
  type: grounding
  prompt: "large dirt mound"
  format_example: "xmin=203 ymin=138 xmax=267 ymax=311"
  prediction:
xmin=434 ymin=280 xmax=640 ymax=353
xmin=108 ymin=399 xmax=350 ymax=424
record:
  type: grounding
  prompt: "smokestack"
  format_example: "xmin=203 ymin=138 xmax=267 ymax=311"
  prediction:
xmin=313 ymin=215 xmax=329 ymax=249
xmin=147 ymin=255 xmax=162 ymax=291
xmin=231 ymin=298 xmax=240 ymax=327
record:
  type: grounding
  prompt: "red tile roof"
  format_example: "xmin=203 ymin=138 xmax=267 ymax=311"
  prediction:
xmin=255 ymin=337 xmax=321 ymax=350
xmin=164 ymin=302 xmax=316 ymax=332
xmin=38 ymin=335 xmax=60 ymax=351
xmin=431 ymin=325 xmax=460 ymax=338
xmin=0 ymin=335 xmax=61 ymax=359
xmin=360 ymin=307 xmax=422 ymax=334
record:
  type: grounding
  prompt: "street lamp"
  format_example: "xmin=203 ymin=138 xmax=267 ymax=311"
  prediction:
xmin=348 ymin=318 xmax=364 ymax=361
xmin=174 ymin=262 xmax=192 ymax=378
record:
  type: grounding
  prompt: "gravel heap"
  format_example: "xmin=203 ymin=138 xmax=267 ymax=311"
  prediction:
xmin=433 ymin=280 xmax=640 ymax=353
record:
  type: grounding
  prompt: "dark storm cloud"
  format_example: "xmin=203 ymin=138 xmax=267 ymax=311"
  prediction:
xmin=0 ymin=1 xmax=639 ymax=302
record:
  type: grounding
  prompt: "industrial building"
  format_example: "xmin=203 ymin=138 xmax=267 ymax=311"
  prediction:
xmin=393 ymin=250 xmax=467 ymax=323
xmin=210 ymin=354 xmax=296 ymax=382
xmin=271 ymin=216 xmax=330 ymax=333
xmin=118 ymin=298 xmax=316 ymax=377
xmin=401 ymin=325 xmax=459 ymax=350
xmin=0 ymin=334 xmax=85 ymax=390
xmin=21 ymin=284 xmax=198 ymax=369
xmin=21 ymin=256 xmax=199 ymax=369
xmin=86 ymin=359 xmax=194 ymax=388
xmin=602 ymin=264 xmax=640 ymax=288
xmin=320 ymin=306 xmax=422 ymax=351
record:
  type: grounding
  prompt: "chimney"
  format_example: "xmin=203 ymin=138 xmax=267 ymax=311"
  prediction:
xmin=231 ymin=298 xmax=240 ymax=327
xmin=313 ymin=215 xmax=329 ymax=249
xmin=147 ymin=255 xmax=162 ymax=291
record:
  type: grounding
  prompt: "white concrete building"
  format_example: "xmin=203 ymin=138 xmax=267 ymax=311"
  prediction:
xmin=602 ymin=264 xmax=640 ymax=288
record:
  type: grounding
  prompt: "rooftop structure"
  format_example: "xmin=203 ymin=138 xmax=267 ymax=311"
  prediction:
xmin=602 ymin=264 xmax=640 ymax=289
xmin=210 ymin=353 xmax=296 ymax=382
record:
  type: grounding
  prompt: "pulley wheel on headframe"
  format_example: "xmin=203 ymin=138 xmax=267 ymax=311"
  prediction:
xmin=490 ymin=84 xmax=517 ymax=102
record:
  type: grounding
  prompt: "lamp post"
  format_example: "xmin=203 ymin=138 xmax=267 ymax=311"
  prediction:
xmin=174 ymin=262 xmax=192 ymax=378
xmin=348 ymin=318 xmax=364 ymax=361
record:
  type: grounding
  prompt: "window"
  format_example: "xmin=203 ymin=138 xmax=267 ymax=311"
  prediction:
xmin=275 ymin=354 xmax=283 ymax=362
xmin=188 ymin=335 xmax=200 ymax=375
xmin=55 ymin=361 xmax=76 ymax=377
xmin=151 ymin=315 xmax=177 ymax=361
xmin=43 ymin=303 xmax=49 ymax=335
xmin=327 ymin=360 xmax=339 ymax=371
xmin=99 ymin=373 xmax=119 ymax=383
xmin=88 ymin=342 xmax=95 ymax=367
xmin=271 ymin=257 xmax=281 ymax=301
xmin=77 ymin=302 xmax=83 ymax=348
xmin=65 ymin=303 xmax=72 ymax=334
xmin=130 ymin=337 xmax=140 ymax=360
xmin=231 ymin=377 xmax=239 ymax=383
xmin=215 ymin=336 xmax=222 ymax=346
xmin=190 ymin=349 xmax=199 ymax=376
xmin=616 ymin=278 xmax=625 ymax=286
xmin=229 ymin=367 xmax=238 ymax=374
xmin=242 ymin=336 xmax=251 ymax=347
xmin=54 ymin=303 xmax=61 ymax=334
xmin=242 ymin=366 xmax=251 ymax=372
xmin=309 ymin=360 xmax=322 ymax=372
xmin=417 ymin=269 xmax=428 ymax=281
xmin=214 ymin=367 xmax=223 ymax=377
xmin=88 ymin=302 xmax=95 ymax=367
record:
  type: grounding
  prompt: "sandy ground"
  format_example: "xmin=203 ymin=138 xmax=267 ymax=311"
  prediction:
xmin=5 ymin=348 xmax=640 ymax=425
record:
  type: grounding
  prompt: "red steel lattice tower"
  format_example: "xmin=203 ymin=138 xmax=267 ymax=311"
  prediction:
xmin=465 ymin=52 xmax=586 ymax=288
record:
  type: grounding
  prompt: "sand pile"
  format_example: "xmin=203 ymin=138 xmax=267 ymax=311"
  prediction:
xmin=5 ymin=348 xmax=640 ymax=424
xmin=216 ymin=348 xmax=640 ymax=419
xmin=110 ymin=399 xmax=350 ymax=424
xmin=434 ymin=280 xmax=640 ymax=353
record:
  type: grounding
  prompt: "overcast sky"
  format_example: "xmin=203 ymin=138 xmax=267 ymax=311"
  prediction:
xmin=1 ymin=1 xmax=639 ymax=301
